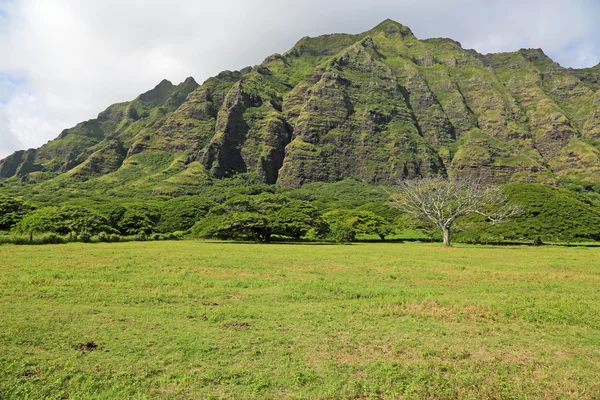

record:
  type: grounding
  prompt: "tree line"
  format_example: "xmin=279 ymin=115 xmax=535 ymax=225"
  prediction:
xmin=0 ymin=192 xmax=398 ymax=244
xmin=2 ymin=178 xmax=600 ymax=246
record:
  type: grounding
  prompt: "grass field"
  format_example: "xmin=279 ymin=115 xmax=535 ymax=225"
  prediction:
xmin=1 ymin=241 xmax=599 ymax=399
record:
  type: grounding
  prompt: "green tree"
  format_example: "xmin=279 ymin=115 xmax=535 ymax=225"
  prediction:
xmin=14 ymin=206 xmax=114 ymax=240
xmin=94 ymin=203 xmax=127 ymax=231
xmin=357 ymin=202 xmax=404 ymax=225
xmin=481 ymin=184 xmax=600 ymax=243
xmin=15 ymin=207 xmax=61 ymax=241
xmin=272 ymin=201 xmax=328 ymax=239
xmin=328 ymin=222 xmax=356 ymax=243
xmin=57 ymin=206 xmax=114 ymax=237
xmin=197 ymin=213 xmax=273 ymax=243
xmin=193 ymin=194 xmax=327 ymax=243
xmin=157 ymin=197 xmax=215 ymax=233
xmin=324 ymin=210 xmax=394 ymax=240
xmin=0 ymin=196 xmax=32 ymax=231
xmin=118 ymin=205 xmax=160 ymax=236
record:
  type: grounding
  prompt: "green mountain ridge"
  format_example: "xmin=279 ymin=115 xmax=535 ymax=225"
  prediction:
xmin=2 ymin=19 xmax=600 ymax=196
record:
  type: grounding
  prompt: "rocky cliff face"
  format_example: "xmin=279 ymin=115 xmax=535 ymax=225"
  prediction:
xmin=2 ymin=19 xmax=600 ymax=190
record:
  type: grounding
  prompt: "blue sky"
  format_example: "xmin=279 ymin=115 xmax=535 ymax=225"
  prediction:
xmin=0 ymin=72 xmax=25 ymax=104
xmin=1 ymin=0 xmax=599 ymax=158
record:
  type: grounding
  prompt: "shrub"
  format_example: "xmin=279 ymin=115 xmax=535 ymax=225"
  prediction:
xmin=96 ymin=232 xmax=121 ymax=243
xmin=161 ymin=233 xmax=177 ymax=240
xmin=97 ymin=232 xmax=110 ymax=242
xmin=305 ymin=228 xmax=321 ymax=241
xmin=78 ymin=232 xmax=92 ymax=243
xmin=324 ymin=209 xmax=393 ymax=240
xmin=135 ymin=232 xmax=149 ymax=242
xmin=11 ymin=236 xmax=29 ymax=245
xmin=328 ymin=223 xmax=356 ymax=243
xmin=41 ymin=233 xmax=63 ymax=245
xmin=172 ymin=231 xmax=185 ymax=240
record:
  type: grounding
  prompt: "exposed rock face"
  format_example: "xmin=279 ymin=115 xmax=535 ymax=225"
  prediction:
xmin=201 ymin=82 xmax=257 ymax=178
xmin=2 ymin=19 xmax=600 ymax=190
xmin=277 ymin=36 xmax=445 ymax=187
xmin=200 ymin=71 xmax=292 ymax=183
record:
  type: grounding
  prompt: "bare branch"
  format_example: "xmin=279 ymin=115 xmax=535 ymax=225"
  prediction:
xmin=389 ymin=177 xmax=521 ymax=246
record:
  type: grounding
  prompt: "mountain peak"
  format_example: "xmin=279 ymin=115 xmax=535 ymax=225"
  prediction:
xmin=370 ymin=19 xmax=414 ymax=38
xmin=518 ymin=48 xmax=551 ymax=63
xmin=157 ymin=79 xmax=174 ymax=87
xmin=138 ymin=79 xmax=175 ymax=103
xmin=182 ymin=76 xmax=198 ymax=85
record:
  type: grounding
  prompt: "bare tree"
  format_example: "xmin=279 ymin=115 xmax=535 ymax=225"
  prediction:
xmin=389 ymin=177 xmax=522 ymax=246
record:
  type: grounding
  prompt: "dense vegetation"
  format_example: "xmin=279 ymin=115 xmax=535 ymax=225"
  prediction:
xmin=1 ymin=242 xmax=599 ymax=398
xmin=1 ymin=177 xmax=600 ymax=245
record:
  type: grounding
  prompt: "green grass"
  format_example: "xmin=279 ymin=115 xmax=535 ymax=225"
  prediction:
xmin=1 ymin=242 xmax=599 ymax=399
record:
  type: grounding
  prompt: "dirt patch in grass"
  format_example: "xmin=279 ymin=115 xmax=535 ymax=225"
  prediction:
xmin=73 ymin=341 xmax=99 ymax=351
xmin=19 ymin=368 xmax=41 ymax=378
xmin=222 ymin=322 xmax=250 ymax=329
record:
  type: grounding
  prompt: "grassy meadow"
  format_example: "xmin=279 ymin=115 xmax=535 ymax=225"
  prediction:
xmin=0 ymin=241 xmax=599 ymax=399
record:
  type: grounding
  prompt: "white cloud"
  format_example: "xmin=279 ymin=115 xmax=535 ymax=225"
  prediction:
xmin=0 ymin=106 xmax=24 ymax=155
xmin=0 ymin=0 xmax=599 ymax=158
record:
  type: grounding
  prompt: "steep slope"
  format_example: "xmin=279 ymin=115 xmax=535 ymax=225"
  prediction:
xmin=1 ymin=19 xmax=600 ymax=195
xmin=570 ymin=63 xmax=600 ymax=92
xmin=0 ymin=78 xmax=199 ymax=182
xmin=277 ymin=34 xmax=445 ymax=186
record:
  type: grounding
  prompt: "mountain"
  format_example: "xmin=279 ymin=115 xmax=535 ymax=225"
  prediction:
xmin=2 ymin=19 xmax=600 ymax=196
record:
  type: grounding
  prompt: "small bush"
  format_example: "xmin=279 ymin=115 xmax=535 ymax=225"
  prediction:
xmin=135 ymin=232 xmax=149 ymax=242
xmin=328 ymin=223 xmax=356 ymax=243
xmin=161 ymin=233 xmax=178 ymax=240
xmin=78 ymin=232 xmax=92 ymax=243
xmin=172 ymin=231 xmax=185 ymax=240
xmin=11 ymin=236 xmax=29 ymax=245
xmin=41 ymin=233 xmax=63 ymax=245
xmin=305 ymin=227 xmax=328 ymax=241
xmin=96 ymin=232 xmax=121 ymax=243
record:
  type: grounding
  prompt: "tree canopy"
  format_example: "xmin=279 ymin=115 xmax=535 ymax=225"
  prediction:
xmin=0 ymin=196 xmax=32 ymax=230
xmin=193 ymin=194 xmax=328 ymax=242
xmin=324 ymin=209 xmax=394 ymax=240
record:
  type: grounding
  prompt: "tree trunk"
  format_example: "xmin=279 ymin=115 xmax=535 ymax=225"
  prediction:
xmin=257 ymin=230 xmax=271 ymax=244
xmin=442 ymin=226 xmax=451 ymax=247
xmin=262 ymin=233 xmax=271 ymax=244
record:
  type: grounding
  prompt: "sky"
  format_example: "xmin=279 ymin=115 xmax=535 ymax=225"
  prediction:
xmin=1 ymin=0 xmax=599 ymax=159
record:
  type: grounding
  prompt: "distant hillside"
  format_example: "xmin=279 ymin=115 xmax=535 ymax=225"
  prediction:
xmin=2 ymin=19 xmax=600 ymax=196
